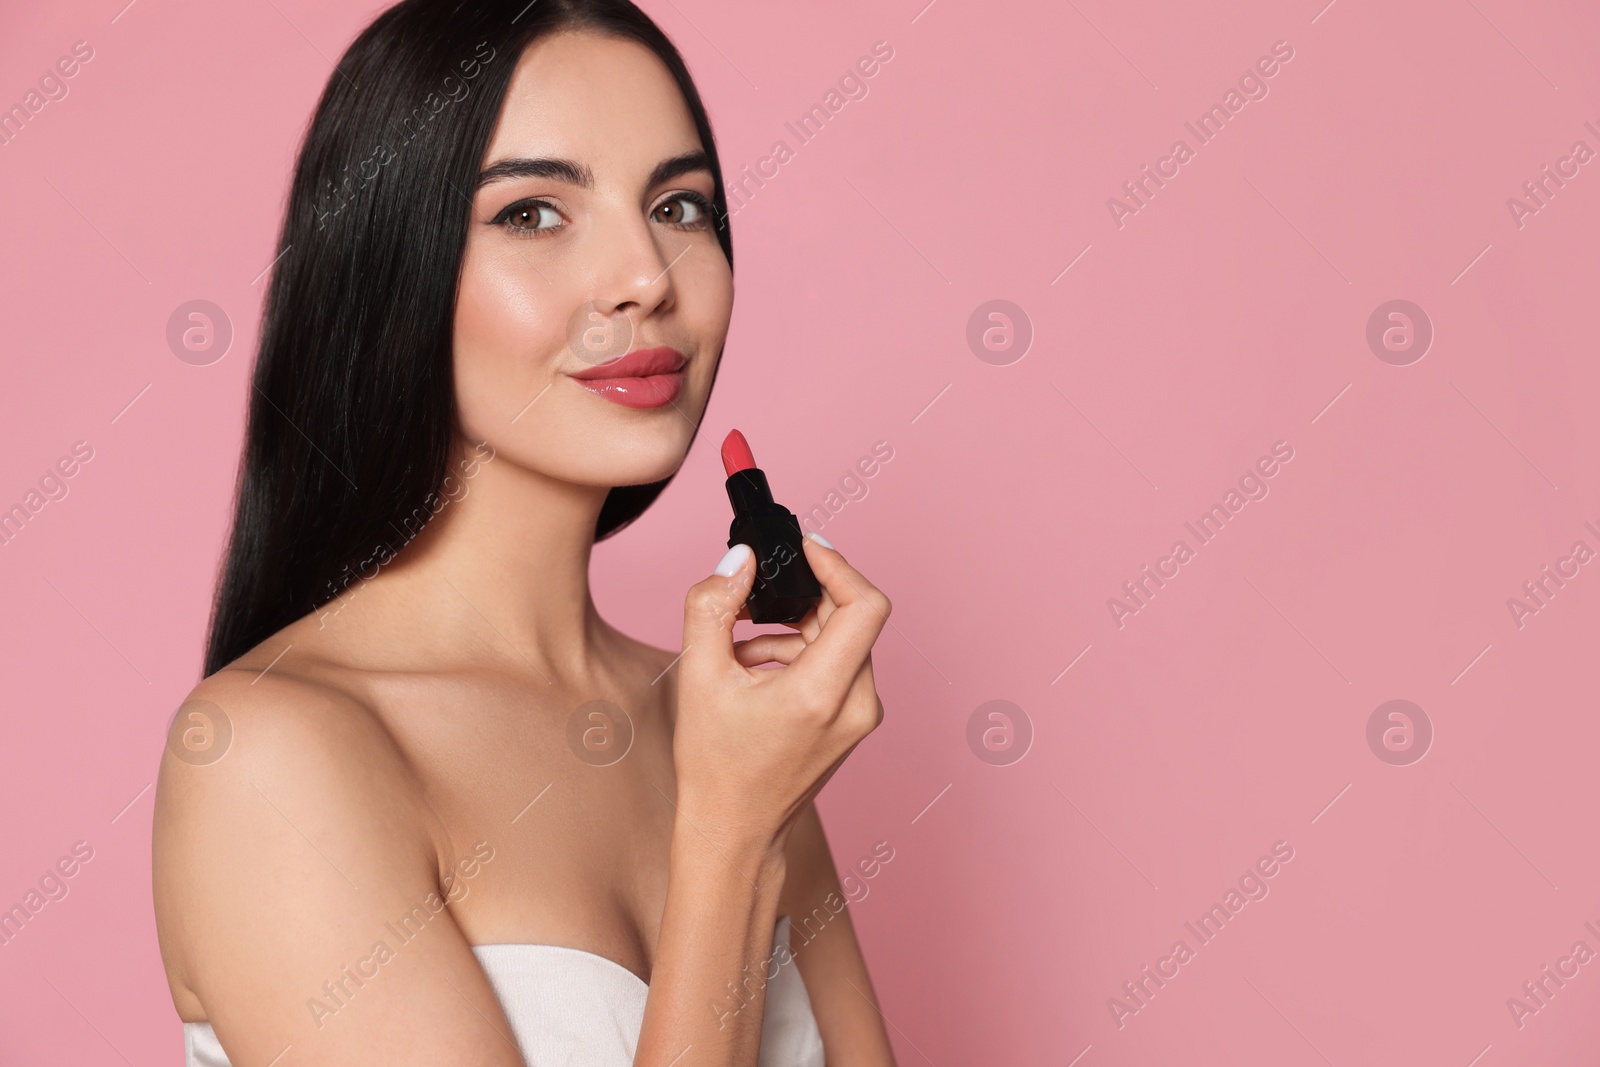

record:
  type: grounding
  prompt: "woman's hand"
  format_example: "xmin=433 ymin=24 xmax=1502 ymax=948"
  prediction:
xmin=672 ymin=534 xmax=890 ymax=854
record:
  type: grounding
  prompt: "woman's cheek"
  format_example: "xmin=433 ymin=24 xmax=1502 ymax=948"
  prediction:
xmin=454 ymin=249 xmax=568 ymax=425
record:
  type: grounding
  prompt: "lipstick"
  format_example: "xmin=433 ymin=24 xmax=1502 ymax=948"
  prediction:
xmin=720 ymin=429 xmax=822 ymax=624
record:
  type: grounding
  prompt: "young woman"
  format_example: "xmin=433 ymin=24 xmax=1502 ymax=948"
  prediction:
xmin=151 ymin=2 xmax=897 ymax=1064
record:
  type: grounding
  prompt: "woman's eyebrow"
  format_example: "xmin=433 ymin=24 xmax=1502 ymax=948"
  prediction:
xmin=644 ymin=150 xmax=713 ymax=189
xmin=477 ymin=157 xmax=593 ymax=189
xmin=475 ymin=150 xmax=713 ymax=191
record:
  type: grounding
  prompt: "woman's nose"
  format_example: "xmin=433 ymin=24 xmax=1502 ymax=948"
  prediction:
xmin=585 ymin=202 xmax=676 ymax=322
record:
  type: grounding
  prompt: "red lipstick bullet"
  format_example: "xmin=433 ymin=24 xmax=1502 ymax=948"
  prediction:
xmin=720 ymin=429 xmax=821 ymax=624
xmin=721 ymin=429 xmax=757 ymax=477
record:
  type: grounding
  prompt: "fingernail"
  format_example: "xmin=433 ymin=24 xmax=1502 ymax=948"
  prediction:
xmin=714 ymin=543 xmax=753 ymax=576
xmin=805 ymin=531 xmax=835 ymax=549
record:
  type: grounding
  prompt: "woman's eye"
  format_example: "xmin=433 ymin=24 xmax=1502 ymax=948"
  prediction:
xmin=653 ymin=193 xmax=711 ymax=228
xmin=494 ymin=199 xmax=563 ymax=235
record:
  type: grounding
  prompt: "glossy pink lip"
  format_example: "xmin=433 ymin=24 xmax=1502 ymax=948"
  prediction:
xmin=570 ymin=346 xmax=686 ymax=410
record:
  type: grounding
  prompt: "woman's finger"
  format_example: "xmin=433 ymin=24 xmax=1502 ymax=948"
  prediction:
xmin=787 ymin=536 xmax=891 ymax=689
xmin=769 ymin=533 xmax=843 ymax=643
xmin=732 ymin=633 xmax=806 ymax=668
xmin=801 ymin=534 xmax=843 ymax=637
xmin=839 ymin=653 xmax=884 ymax=731
xmin=682 ymin=544 xmax=757 ymax=664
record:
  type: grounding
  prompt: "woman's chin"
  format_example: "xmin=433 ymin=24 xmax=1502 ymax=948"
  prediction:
xmin=544 ymin=447 xmax=690 ymax=489
xmin=607 ymin=455 xmax=689 ymax=487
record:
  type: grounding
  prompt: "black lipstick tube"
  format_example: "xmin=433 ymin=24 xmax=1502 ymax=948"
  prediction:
xmin=725 ymin=467 xmax=822 ymax=624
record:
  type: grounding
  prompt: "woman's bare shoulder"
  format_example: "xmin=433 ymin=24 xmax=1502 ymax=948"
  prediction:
xmin=160 ymin=643 xmax=409 ymax=782
xmin=154 ymin=634 xmax=448 ymax=860
xmin=152 ymin=646 xmax=450 ymax=1012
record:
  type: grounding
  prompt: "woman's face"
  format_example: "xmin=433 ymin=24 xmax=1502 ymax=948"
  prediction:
xmin=454 ymin=30 xmax=733 ymax=490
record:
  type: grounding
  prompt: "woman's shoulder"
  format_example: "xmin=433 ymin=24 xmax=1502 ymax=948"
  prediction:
xmin=167 ymin=629 xmax=393 ymax=765
xmin=151 ymin=642 xmax=456 ymax=1025
xmin=153 ymin=638 xmax=449 ymax=905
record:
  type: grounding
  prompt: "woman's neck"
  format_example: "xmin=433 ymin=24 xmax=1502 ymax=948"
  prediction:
xmin=312 ymin=442 xmax=623 ymax=686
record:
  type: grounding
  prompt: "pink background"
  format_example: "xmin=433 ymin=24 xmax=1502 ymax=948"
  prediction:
xmin=2 ymin=0 xmax=1598 ymax=1063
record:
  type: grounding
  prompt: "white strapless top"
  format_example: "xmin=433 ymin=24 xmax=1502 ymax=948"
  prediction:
xmin=184 ymin=915 xmax=824 ymax=1066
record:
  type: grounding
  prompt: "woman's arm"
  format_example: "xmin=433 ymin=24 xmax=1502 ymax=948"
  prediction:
xmin=153 ymin=671 xmax=529 ymax=1066
xmin=783 ymin=803 xmax=898 ymax=1064
xmin=632 ymin=809 xmax=789 ymax=1063
xmin=634 ymin=536 xmax=893 ymax=1065
xmin=630 ymin=801 xmax=898 ymax=1066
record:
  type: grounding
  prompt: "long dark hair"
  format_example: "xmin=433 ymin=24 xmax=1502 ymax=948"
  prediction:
xmin=203 ymin=0 xmax=733 ymax=677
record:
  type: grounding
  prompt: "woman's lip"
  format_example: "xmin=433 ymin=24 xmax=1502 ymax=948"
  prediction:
xmin=570 ymin=345 xmax=686 ymax=380
xmin=574 ymin=371 xmax=684 ymax=409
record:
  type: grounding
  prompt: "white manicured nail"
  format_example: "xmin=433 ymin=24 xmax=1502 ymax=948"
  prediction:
xmin=805 ymin=531 xmax=835 ymax=549
xmin=714 ymin=543 xmax=753 ymax=576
